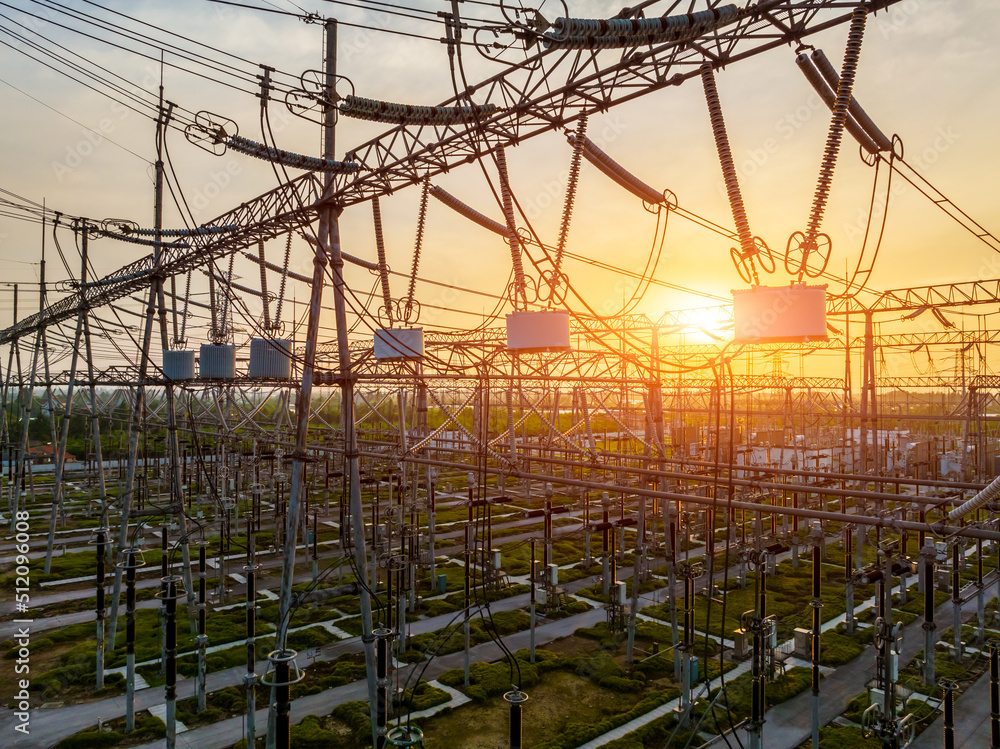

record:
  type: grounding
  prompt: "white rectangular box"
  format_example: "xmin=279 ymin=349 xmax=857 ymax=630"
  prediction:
xmin=732 ymin=284 xmax=828 ymax=343
xmin=248 ymin=338 xmax=291 ymax=379
xmin=162 ymin=349 xmax=195 ymax=380
xmin=199 ymin=344 xmax=236 ymax=379
xmin=506 ymin=310 xmax=571 ymax=352
xmin=616 ymin=581 xmax=627 ymax=605
xmin=374 ymin=328 xmax=424 ymax=360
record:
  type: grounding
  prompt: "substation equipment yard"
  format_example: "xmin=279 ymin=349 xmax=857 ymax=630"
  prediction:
xmin=1 ymin=2 xmax=999 ymax=749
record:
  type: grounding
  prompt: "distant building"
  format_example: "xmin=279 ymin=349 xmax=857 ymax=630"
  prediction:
xmin=26 ymin=444 xmax=75 ymax=464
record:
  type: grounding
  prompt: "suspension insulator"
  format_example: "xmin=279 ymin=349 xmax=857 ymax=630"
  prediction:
xmin=554 ymin=117 xmax=588 ymax=278
xmin=217 ymin=252 xmax=236 ymax=339
xmin=274 ymin=232 xmax=292 ymax=327
xmin=179 ymin=270 xmax=192 ymax=345
xmin=428 ymin=186 xmax=507 ymax=236
xmin=811 ymin=49 xmax=892 ymax=152
xmin=544 ymin=5 xmax=739 ymax=49
xmin=95 ymin=231 xmax=189 ymax=249
xmin=338 ymin=95 xmax=498 ymax=125
xmin=495 ymin=148 xmax=527 ymax=306
xmin=567 ymin=133 xmax=663 ymax=206
xmin=405 ymin=179 xmax=430 ymax=317
xmin=225 ymin=135 xmax=359 ymax=173
xmin=701 ymin=61 xmax=759 ymax=283
xmin=803 ymin=8 xmax=868 ymax=245
xmin=258 ymin=240 xmax=271 ymax=330
xmin=134 ymin=225 xmax=238 ymax=237
xmin=372 ymin=197 xmax=394 ymax=325
xmin=105 ymin=223 xmax=239 ymax=238
xmin=795 ymin=53 xmax=879 ymax=156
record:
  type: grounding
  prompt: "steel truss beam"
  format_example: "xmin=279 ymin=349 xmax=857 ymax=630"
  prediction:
xmin=0 ymin=1 xmax=901 ymax=347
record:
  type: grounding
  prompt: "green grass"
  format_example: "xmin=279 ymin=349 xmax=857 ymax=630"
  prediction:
xmin=53 ymin=713 xmax=165 ymax=748
xmin=819 ymin=625 xmax=875 ymax=666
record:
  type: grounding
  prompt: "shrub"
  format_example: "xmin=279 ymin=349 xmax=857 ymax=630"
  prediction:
xmin=906 ymin=698 xmax=935 ymax=723
xmin=55 ymin=731 xmax=123 ymax=749
xmin=598 ymin=674 xmax=646 ymax=693
xmin=213 ymin=686 xmax=246 ymax=713
xmin=437 ymin=668 xmax=464 ymax=688
xmin=403 ymin=682 xmax=450 ymax=711
xmin=198 ymin=707 xmax=225 ymax=723
xmin=816 ymin=723 xmax=883 ymax=748
xmin=634 ymin=651 xmax=675 ymax=680
xmin=290 ymin=715 xmax=338 ymax=749
xmin=332 ymin=701 xmax=371 ymax=743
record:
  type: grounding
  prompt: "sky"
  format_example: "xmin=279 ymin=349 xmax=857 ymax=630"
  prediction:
xmin=0 ymin=0 xmax=998 ymax=382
